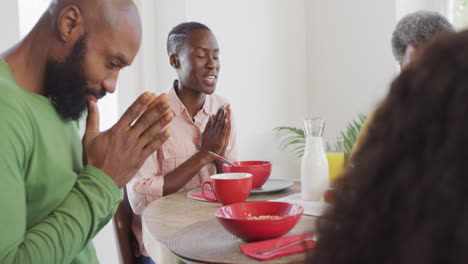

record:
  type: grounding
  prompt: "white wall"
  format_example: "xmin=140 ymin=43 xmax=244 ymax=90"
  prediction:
xmin=0 ymin=1 xmax=19 ymax=51
xmin=396 ymin=0 xmax=447 ymax=20
xmin=304 ymin=0 xmax=397 ymax=139
xmin=117 ymin=0 xmax=188 ymax=111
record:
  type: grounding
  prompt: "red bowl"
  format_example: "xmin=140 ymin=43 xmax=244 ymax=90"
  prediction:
xmin=223 ymin=161 xmax=272 ymax=189
xmin=215 ymin=201 xmax=303 ymax=242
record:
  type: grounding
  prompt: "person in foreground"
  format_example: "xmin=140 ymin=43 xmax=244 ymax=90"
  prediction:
xmin=352 ymin=10 xmax=454 ymax=154
xmin=310 ymin=30 xmax=468 ymax=264
xmin=127 ymin=22 xmax=237 ymax=263
xmin=0 ymin=0 xmax=173 ymax=263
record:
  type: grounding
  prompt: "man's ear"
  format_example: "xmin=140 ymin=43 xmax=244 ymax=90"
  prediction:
xmin=56 ymin=5 xmax=84 ymax=42
xmin=170 ymin=54 xmax=180 ymax=68
xmin=401 ymin=44 xmax=416 ymax=69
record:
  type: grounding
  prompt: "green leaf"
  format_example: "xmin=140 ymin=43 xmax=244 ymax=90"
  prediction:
xmin=295 ymin=148 xmax=305 ymax=158
xmin=294 ymin=145 xmax=305 ymax=152
xmin=352 ymin=120 xmax=360 ymax=129
xmin=289 ymin=139 xmax=305 ymax=145
xmin=295 ymin=151 xmax=304 ymax=158
xmin=343 ymin=139 xmax=352 ymax=150
xmin=339 ymin=112 xmax=367 ymax=160
xmin=274 ymin=127 xmax=304 ymax=137
xmin=279 ymin=135 xmax=305 ymax=150
xmin=274 ymin=126 xmax=306 ymax=153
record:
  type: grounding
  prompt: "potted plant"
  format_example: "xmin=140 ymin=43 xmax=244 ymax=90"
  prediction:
xmin=274 ymin=113 xmax=367 ymax=161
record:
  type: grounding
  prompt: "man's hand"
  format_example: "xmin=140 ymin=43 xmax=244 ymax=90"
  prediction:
xmin=82 ymin=92 xmax=173 ymax=188
xmin=200 ymin=105 xmax=232 ymax=160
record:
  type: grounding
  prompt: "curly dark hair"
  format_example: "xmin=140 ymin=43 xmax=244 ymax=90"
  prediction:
xmin=309 ymin=30 xmax=468 ymax=264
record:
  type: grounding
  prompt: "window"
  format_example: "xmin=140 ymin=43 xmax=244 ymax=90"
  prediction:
xmin=446 ymin=0 xmax=468 ymax=29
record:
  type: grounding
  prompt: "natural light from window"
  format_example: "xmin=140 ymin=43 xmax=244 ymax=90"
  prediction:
xmin=447 ymin=0 xmax=468 ymax=29
xmin=18 ymin=0 xmax=119 ymax=131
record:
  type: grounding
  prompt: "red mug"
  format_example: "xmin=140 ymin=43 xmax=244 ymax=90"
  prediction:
xmin=201 ymin=173 xmax=252 ymax=205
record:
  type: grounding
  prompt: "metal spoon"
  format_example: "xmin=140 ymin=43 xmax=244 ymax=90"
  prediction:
xmin=208 ymin=151 xmax=237 ymax=166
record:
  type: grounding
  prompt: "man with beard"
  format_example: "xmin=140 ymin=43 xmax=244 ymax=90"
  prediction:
xmin=0 ymin=0 xmax=173 ymax=263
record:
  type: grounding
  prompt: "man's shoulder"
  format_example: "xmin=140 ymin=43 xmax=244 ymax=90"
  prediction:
xmin=0 ymin=78 xmax=31 ymax=123
xmin=0 ymin=81 xmax=34 ymax=155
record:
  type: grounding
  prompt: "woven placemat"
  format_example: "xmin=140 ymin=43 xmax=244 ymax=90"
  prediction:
xmin=167 ymin=218 xmax=315 ymax=264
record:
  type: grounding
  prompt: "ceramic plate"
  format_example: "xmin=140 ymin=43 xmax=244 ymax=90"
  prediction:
xmin=187 ymin=189 xmax=217 ymax=203
xmin=250 ymin=179 xmax=294 ymax=194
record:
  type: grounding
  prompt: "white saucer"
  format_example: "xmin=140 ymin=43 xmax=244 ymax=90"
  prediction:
xmin=187 ymin=189 xmax=217 ymax=203
xmin=250 ymin=179 xmax=294 ymax=194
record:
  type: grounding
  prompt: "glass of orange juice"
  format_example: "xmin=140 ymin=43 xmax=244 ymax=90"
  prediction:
xmin=324 ymin=137 xmax=345 ymax=184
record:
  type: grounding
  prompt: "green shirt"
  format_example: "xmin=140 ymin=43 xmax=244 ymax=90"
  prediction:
xmin=0 ymin=59 xmax=123 ymax=263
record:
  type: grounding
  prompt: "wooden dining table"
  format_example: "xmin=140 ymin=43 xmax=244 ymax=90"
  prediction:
xmin=141 ymin=182 xmax=317 ymax=264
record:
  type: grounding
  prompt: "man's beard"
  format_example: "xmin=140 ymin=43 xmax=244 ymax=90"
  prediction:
xmin=43 ymin=35 xmax=104 ymax=121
